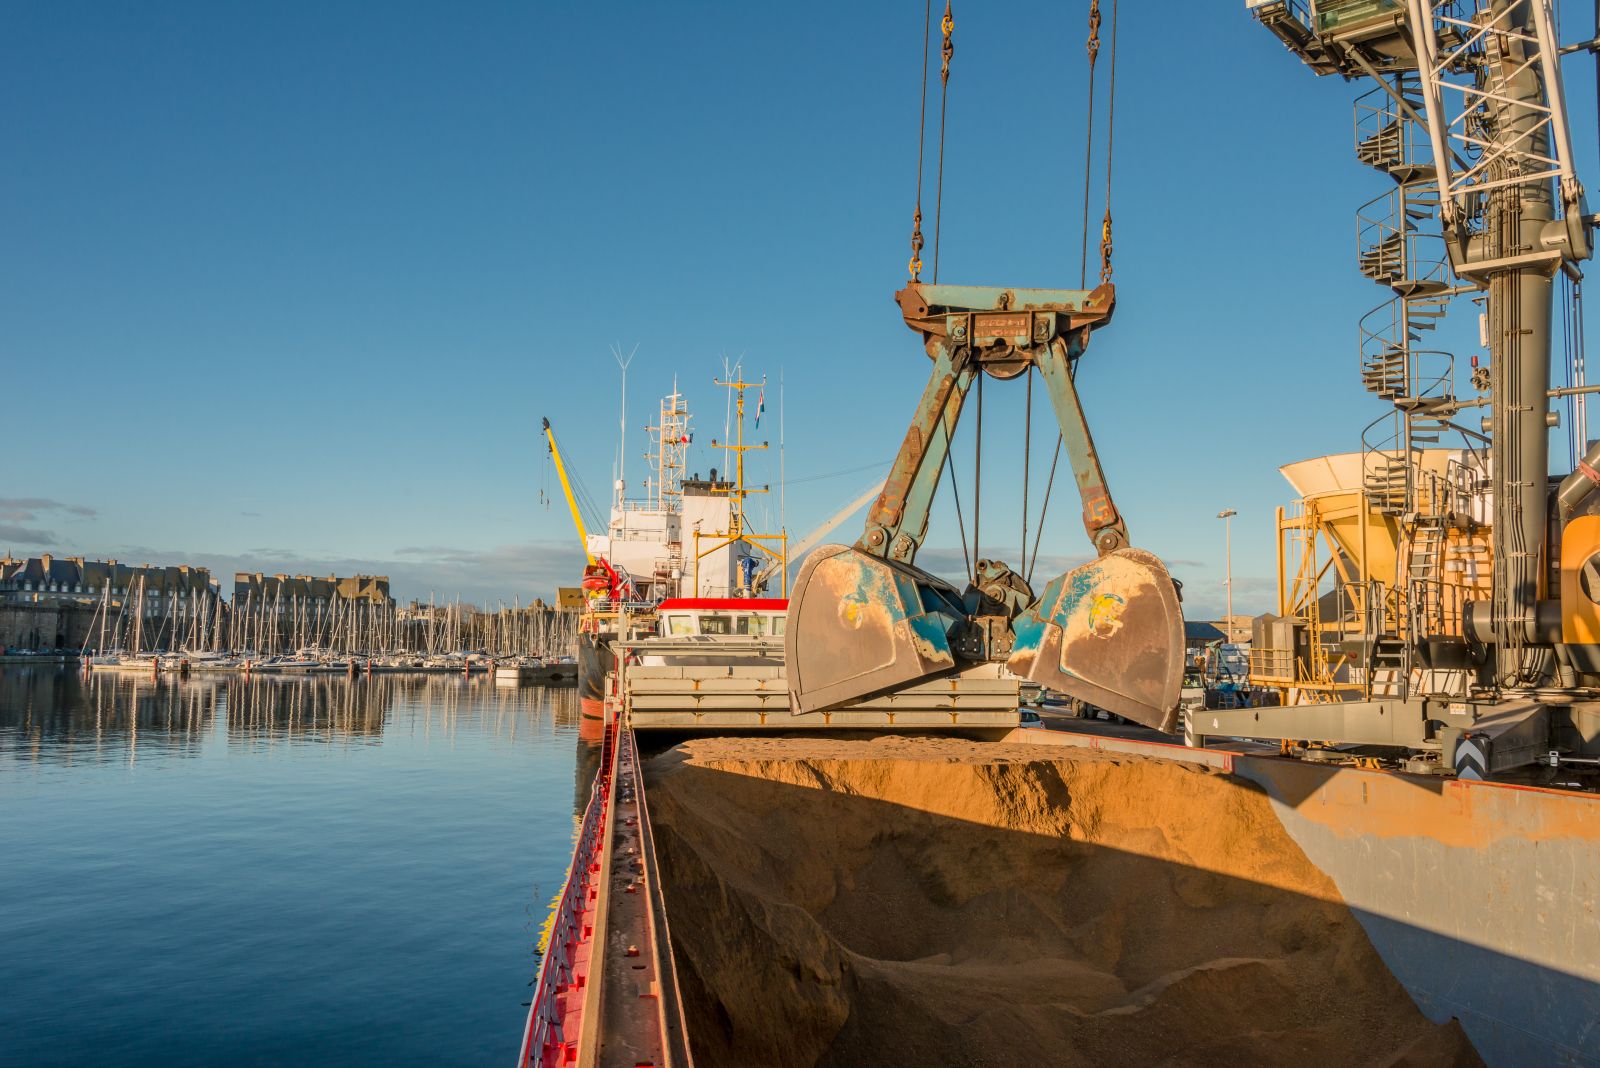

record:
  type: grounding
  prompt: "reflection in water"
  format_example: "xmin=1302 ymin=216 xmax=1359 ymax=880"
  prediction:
xmin=0 ymin=663 xmax=586 ymax=1065
xmin=0 ymin=666 xmax=586 ymax=765
xmin=224 ymin=674 xmax=393 ymax=741
xmin=0 ymin=667 xmax=219 ymax=766
xmin=574 ymin=716 xmax=605 ymax=816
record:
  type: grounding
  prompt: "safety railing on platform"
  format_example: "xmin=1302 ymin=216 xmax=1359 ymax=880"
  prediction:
xmin=583 ymin=599 xmax=661 ymax=617
xmin=1250 ymin=0 xmax=1315 ymax=29
xmin=519 ymin=719 xmax=618 ymax=1068
xmin=1355 ymin=191 xmax=1451 ymax=292
xmin=1353 ymin=80 xmax=1431 ymax=173
xmin=1315 ymin=0 xmax=1403 ymax=34
xmin=1360 ymin=409 xmax=1412 ymax=515
xmin=1248 ymin=499 xmax=1364 ymax=702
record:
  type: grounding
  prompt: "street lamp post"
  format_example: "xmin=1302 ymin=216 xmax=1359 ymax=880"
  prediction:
xmin=1217 ymin=509 xmax=1237 ymax=642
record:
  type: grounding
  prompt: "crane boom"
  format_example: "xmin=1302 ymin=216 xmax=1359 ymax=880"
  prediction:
xmin=752 ymin=479 xmax=886 ymax=592
xmin=543 ymin=417 xmax=595 ymax=566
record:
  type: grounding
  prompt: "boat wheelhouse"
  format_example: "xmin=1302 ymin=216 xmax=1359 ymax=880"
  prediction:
xmin=636 ymin=598 xmax=787 ymax=669
xmin=655 ymin=598 xmax=787 ymax=639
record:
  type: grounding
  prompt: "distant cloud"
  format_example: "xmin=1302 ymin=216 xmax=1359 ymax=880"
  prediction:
xmin=244 ymin=547 xmax=301 ymax=560
xmin=394 ymin=545 xmax=479 ymax=561
xmin=0 ymin=524 xmax=57 ymax=545
xmin=107 ymin=540 xmax=587 ymax=607
xmin=0 ymin=497 xmax=96 ymax=522
xmin=239 ymin=511 xmax=262 ymax=518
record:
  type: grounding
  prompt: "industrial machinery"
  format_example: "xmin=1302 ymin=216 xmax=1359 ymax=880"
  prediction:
xmin=785 ymin=282 xmax=1186 ymax=730
xmin=785 ymin=3 xmax=1184 ymax=731
xmin=1218 ymin=0 xmax=1600 ymax=782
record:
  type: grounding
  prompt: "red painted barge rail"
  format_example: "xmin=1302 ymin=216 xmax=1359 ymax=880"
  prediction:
xmin=519 ymin=716 xmax=692 ymax=1068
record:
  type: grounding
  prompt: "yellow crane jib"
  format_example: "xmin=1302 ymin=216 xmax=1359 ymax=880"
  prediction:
xmin=542 ymin=417 xmax=594 ymax=566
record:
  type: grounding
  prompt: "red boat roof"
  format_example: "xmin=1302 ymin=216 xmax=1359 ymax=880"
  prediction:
xmin=656 ymin=598 xmax=789 ymax=610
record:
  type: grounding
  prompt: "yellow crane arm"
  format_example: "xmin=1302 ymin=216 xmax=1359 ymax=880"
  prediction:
xmin=543 ymin=417 xmax=595 ymax=565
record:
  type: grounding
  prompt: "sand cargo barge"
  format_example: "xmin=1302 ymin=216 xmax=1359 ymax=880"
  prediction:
xmin=520 ymin=718 xmax=1598 ymax=1066
xmin=519 ymin=1 xmax=1600 ymax=1060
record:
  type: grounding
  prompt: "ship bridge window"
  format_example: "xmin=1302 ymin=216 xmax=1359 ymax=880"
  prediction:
xmin=665 ymin=614 xmax=695 ymax=636
xmin=734 ymin=615 xmax=765 ymax=636
xmin=700 ymin=614 xmax=732 ymax=635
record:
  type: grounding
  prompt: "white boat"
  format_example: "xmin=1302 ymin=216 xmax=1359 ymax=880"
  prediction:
xmin=251 ymin=655 xmax=320 ymax=674
xmin=639 ymin=598 xmax=788 ymax=668
xmin=98 ymin=653 xmax=161 ymax=673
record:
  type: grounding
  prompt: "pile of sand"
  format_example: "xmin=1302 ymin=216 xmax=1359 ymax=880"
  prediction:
xmin=643 ymin=735 xmax=1480 ymax=1067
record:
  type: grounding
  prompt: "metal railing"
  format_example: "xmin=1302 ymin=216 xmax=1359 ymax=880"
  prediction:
xmin=519 ymin=719 xmax=618 ymax=1068
xmin=1407 ymin=348 xmax=1456 ymax=403
xmin=1361 ymin=409 xmax=1413 ymax=513
xmin=1353 ymin=80 xmax=1431 ymax=173
xmin=1355 ymin=189 xmax=1452 ymax=291
xmin=1315 ymin=0 xmax=1402 ymax=34
xmin=1248 ymin=0 xmax=1315 ymax=30
xmin=1357 ymin=299 xmax=1408 ymax=393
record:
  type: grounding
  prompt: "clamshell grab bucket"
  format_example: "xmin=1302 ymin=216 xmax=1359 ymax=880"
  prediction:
xmin=1008 ymin=548 xmax=1185 ymax=732
xmin=786 ymin=544 xmax=969 ymax=714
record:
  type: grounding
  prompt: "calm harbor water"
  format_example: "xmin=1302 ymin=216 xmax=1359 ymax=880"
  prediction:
xmin=0 ymin=667 xmax=595 ymax=1067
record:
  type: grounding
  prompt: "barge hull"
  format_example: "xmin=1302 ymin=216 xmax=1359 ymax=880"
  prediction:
xmin=1010 ymin=728 xmax=1600 ymax=1066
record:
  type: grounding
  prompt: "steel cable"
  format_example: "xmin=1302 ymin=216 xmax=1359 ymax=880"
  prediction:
xmin=1099 ymin=0 xmax=1118 ymax=283
xmin=909 ymin=0 xmax=931 ymax=280
xmin=933 ymin=2 xmax=954 ymax=281
xmin=1079 ymin=0 xmax=1101 ymax=287
xmin=1021 ymin=369 xmax=1032 ymax=577
xmin=944 ymin=445 xmax=974 ymax=584
xmin=1027 ymin=434 xmax=1065 ymax=588
xmin=973 ymin=368 xmax=983 ymax=566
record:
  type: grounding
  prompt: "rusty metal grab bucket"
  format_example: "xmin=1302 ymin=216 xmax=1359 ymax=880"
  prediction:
xmin=785 ymin=544 xmax=969 ymax=715
xmin=1007 ymin=548 xmax=1185 ymax=732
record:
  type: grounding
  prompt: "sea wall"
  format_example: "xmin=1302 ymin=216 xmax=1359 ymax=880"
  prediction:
xmin=0 ymin=603 xmax=94 ymax=652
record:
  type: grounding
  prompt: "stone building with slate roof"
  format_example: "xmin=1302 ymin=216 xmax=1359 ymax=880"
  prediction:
xmin=1 ymin=554 xmax=216 ymax=606
xmin=231 ymin=572 xmax=391 ymax=607
xmin=0 ymin=554 xmax=220 ymax=651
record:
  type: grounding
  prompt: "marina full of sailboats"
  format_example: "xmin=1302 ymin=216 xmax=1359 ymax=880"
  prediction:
xmin=15 ymin=369 xmax=805 ymax=686
xmin=74 ymin=576 xmax=580 ymax=678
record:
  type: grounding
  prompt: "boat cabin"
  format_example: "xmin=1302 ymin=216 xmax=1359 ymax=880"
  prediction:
xmin=655 ymin=598 xmax=788 ymax=638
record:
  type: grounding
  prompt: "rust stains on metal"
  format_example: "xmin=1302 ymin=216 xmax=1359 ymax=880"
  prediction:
xmin=1009 ymin=549 xmax=1183 ymax=732
xmin=786 ymin=546 xmax=962 ymax=715
xmin=867 ymin=372 xmax=955 ymax=534
xmin=814 ymin=551 xmax=896 ymax=659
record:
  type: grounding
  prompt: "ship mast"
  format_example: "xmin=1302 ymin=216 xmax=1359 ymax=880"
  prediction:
xmin=611 ymin=344 xmax=637 ymax=509
xmin=693 ymin=375 xmax=788 ymax=596
xmin=643 ymin=381 xmax=690 ymax=514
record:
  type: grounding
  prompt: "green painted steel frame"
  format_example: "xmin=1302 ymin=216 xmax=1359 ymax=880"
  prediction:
xmin=858 ymin=282 xmax=1123 ymax=565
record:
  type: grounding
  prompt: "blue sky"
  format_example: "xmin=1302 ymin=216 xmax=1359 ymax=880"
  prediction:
xmin=3 ymin=2 xmax=1597 ymax=616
